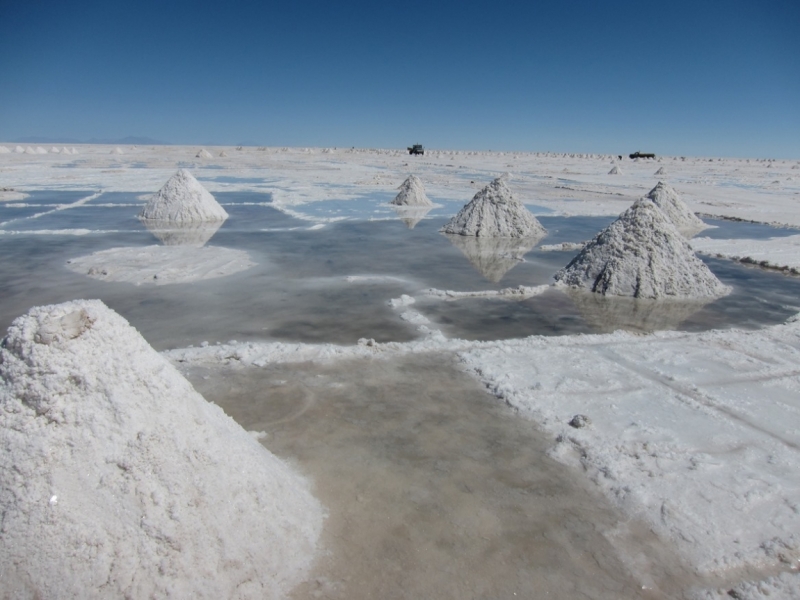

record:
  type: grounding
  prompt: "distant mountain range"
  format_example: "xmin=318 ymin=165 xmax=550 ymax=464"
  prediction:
xmin=11 ymin=136 xmax=170 ymax=146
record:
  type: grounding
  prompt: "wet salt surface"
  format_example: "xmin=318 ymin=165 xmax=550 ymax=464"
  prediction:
xmin=699 ymin=218 xmax=800 ymax=240
xmin=1 ymin=193 xmax=800 ymax=350
xmin=182 ymin=353 xmax=697 ymax=599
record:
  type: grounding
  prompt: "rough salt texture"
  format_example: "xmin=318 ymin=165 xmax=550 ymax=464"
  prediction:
xmin=196 ymin=149 xmax=213 ymax=159
xmin=391 ymin=175 xmax=433 ymax=207
xmin=441 ymin=178 xmax=547 ymax=238
xmin=140 ymin=169 xmax=228 ymax=222
xmin=645 ymin=181 xmax=707 ymax=236
xmin=0 ymin=300 xmax=322 ymax=599
xmin=554 ymin=199 xmax=730 ymax=299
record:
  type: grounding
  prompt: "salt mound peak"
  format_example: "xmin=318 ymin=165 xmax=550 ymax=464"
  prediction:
xmin=61 ymin=147 xmax=71 ymax=154
xmin=645 ymin=181 xmax=707 ymax=236
xmin=0 ymin=146 xmax=9 ymax=154
xmin=441 ymin=178 xmax=547 ymax=238
xmin=140 ymin=169 xmax=228 ymax=222
xmin=554 ymin=199 xmax=730 ymax=299
xmin=219 ymin=150 xmax=228 ymax=157
xmin=654 ymin=167 xmax=667 ymax=176
xmin=111 ymin=147 xmax=124 ymax=154
xmin=35 ymin=146 xmax=47 ymax=154
xmin=391 ymin=175 xmax=432 ymax=207
xmin=0 ymin=300 xmax=322 ymax=598
xmin=14 ymin=146 xmax=24 ymax=153
xmin=608 ymin=166 xmax=621 ymax=175
xmin=50 ymin=147 xmax=60 ymax=153
xmin=196 ymin=148 xmax=213 ymax=159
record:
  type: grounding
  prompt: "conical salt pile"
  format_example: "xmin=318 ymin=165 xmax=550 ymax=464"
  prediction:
xmin=14 ymin=146 xmax=24 ymax=153
xmin=140 ymin=169 xmax=228 ymax=222
xmin=196 ymin=148 xmax=213 ymax=159
xmin=219 ymin=150 xmax=228 ymax=157
xmin=654 ymin=167 xmax=667 ymax=176
xmin=554 ymin=199 xmax=729 ymax=299
xmin=608 ymin=166 xmax=621 ymax=175
xmin=35 ymin=147 xmax=47 ymax=154
xmin=61 ymin=147 xmax=71 ymax=154
xmin=0 ymin=300 xmax=322 ymax=598
xmin=24 ymin=147 xmax=36 ymax=154
xmin=441 ymin=178 xmax=547 ymax=238
xmin=50 ymin=147 xmax=60 ymax=153
xmin=111 ymin=147 xmax=124 ymax=155
xmin=645 ymin=181 xmax=707 ymax=236
xmin=391 ymin=175 xmax=432 ymax=207
xmin=0 ymin=146 xmax=9 ymax=154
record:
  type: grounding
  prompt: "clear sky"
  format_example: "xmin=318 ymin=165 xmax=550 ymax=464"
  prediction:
xmin=1 ymin=0 xmax=798 ymax=157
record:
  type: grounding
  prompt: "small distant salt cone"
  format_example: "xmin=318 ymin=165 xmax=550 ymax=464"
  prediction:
xmin=35 ymin=147 xmax=47 ymax=154
xmin=50 ymin=147 xmax=60 ymax=154
xmin=645 ymin=181 xmax=707 ymax=237
xmin=654 ymin=167 xmax=667 ymax=176
xmin=446 ymin=234 xmax=542 ymax=282
xmin=441 ymin=178 xmax=547 ymax=238
xmin=14 ymin=146 xmax=24 ymax=153
xmin=0 ymin=146 xmax=10 ymax=154
xmin=554 ymin=199 xmax=729 ymax=299
xmin=24 ymin=147 xmax=36 ymax=154
xmin=61 ymin=147 xmax=71 ymax=154
xmin=140 ymin=169 xmax=228 ymax=222
xmin=391 ymin=175 xmax=432 ymax=207
xmin=608 ymin=166 xmax=621 ymax=175
xmin=112 ymin=147 xmax=124 ymax=155
xmin=70 ymin=147 xmax=78 ymax=154
xmin=219 ymin=150 xmax=228 ymax=157
xmin=196 ymin=148 xmax=213 ymax=159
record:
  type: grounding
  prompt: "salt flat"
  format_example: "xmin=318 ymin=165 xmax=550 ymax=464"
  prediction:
xmin=1 ymin=143 xmax=799 ymax=599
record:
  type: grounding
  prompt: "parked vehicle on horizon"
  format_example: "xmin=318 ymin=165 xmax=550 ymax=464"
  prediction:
xmin=408 ymin=144 xmax=424 ymax=155
xmin=630 ymin=151 xmax=656 ymax=159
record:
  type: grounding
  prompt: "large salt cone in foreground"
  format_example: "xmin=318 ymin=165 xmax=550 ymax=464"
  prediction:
xmin=140 ymin=169 xmax=228 ymax=222
xmin=445 ymin=233 xmax=543 ymax=283
xmin=441 ymin=178 xmax=547 ymax=238
xmin=554 ymin=198 xmax=730 ymax=299
xmin=391 ymin=175 xmax=433 ymax=207
xmin=0 ymin=300 xmax=322 ymax=598
xmin=645 ymin=181 xmax=707 ymax=237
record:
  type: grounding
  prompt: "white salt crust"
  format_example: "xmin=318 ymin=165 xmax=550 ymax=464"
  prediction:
xmin=0 ymin=300 xmax=323 ymax=599
xmin=140 ymin=169 xmax=228 ymax=222
xmin=441 ymin=178 xmax=547 ymax=238
xmin=554 ymin=198 xmax=730 ymax=299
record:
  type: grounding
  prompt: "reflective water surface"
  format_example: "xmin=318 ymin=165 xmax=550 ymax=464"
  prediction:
xmin=183 ymin=354 xmax=702 ymax=599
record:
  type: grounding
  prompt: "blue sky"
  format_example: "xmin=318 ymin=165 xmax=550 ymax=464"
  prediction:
xmin=1 ymin=0 xmax=798 ymax=157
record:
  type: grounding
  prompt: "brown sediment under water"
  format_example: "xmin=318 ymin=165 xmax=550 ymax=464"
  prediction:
xmin=182 ymin=352 xmax=705 ymax=599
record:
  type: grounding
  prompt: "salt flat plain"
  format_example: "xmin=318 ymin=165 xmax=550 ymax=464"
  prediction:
xmin=1 ymin=144 xmax=800 ymax=599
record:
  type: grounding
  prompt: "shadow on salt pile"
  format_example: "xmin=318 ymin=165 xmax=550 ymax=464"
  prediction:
xmin=444 ymin=233 xmax=545 ymax=283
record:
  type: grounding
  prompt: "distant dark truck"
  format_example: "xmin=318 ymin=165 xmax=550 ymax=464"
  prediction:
xmin=408 ymin=144 xmax=424 ymax=155
xmin=629 ymin=151 xmax=656 ymax=159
